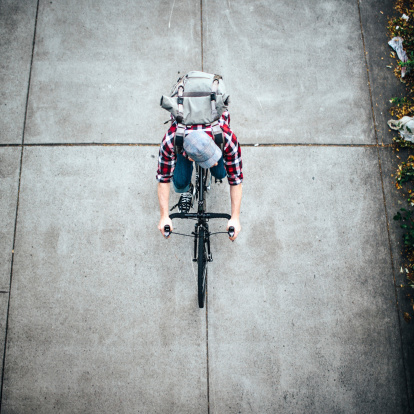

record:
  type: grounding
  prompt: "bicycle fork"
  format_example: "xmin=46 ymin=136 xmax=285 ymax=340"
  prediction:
xmin=193 ymin=223 xmax=213 ymax=262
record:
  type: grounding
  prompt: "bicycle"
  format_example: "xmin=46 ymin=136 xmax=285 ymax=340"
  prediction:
xmin=164 ymin=164 xmax=234 ymax=308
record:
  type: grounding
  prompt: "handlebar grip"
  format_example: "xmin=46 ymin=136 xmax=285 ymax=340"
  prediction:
xmin=164 ymin=224 xmax=171 ymax=238
xmin=228 ymin=226 xmax=235 ymax=238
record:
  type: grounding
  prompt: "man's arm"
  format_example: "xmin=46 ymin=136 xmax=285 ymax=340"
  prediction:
xmin=158 ymin=182 xmax=173 ymax=237
xmin=222 ymin=120 xmax=243 ymax=241
xmin=157 ymin=123 xmax=177 ymax=238
xmin=227 ymin=183 xmax=242 ymax=241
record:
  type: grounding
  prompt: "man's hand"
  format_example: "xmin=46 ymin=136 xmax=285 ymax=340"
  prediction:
xmin=158 ymin=216 xmax=173 ymax=238
xmin=227 ymin=217 xmax=241 ymax=241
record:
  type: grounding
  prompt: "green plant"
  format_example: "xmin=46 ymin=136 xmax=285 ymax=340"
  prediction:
xmin=396 ymin=156 xmax=414 ymax=187
xmin=398 ymin=59 xmax=414 ymax=71
xmin=394 ymin=208 xmax=414 ymax=248
xmin=391 ymin=96 xmax=411 ymax=106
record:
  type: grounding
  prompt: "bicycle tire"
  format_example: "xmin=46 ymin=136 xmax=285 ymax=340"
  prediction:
xmin=198 ymin=226 xmax=207 ymax=308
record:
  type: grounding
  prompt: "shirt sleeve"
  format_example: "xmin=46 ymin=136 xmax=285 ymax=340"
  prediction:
xmin=156 ymin=123 xmax=177 ymax=183
xmin=221 ymin=119 xmax=243 ymax=186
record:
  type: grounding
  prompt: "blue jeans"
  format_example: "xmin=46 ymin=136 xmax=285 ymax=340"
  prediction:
xmin=173 ymin=154 xmax=226 ymax=193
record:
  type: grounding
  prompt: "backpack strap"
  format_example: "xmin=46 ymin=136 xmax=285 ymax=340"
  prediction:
xmin=210 ymin=74 xmax=222 ymax=120
xmin=174 ymin=123 xmax=186 ymax=154
xmin=174 ymin=79 xmax=186 ymax=154
xmin=176 ymin=80 xmax=185 ymax=124
xmin=211 ymin=120 xmax=224 ymax=155
xmin=210 ymin=75 xmax=225 ymax=155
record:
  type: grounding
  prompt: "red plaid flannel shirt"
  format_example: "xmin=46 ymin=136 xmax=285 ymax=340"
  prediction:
xmin=156 ymin=111 xmax=243 ymax=186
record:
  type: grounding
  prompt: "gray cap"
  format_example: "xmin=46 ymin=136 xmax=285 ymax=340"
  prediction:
xmin=184 ymin=130 xmax=222 ymax=169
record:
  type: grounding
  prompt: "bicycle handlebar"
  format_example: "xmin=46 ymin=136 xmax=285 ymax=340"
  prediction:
xmin=165 ymin=214 xmax=234 ymax=238
xmin=170 ymin=212 xmax=231 ymax=220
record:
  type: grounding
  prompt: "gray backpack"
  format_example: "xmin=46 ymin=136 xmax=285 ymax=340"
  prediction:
xmin=160 ymin=71 xmax=230 ymax=154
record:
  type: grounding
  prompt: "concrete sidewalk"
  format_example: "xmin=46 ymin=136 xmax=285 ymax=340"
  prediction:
xmin=0 ymin=0 xmax=412 ymax=412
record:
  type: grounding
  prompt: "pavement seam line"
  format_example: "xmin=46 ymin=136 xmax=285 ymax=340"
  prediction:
xmin=0 ymin=0 xmax=40 ymax=410
xmin=202 ymin=3 xmax=209 ymax=410
xmin=0 ymin=143 xmax=394 ymax=148
xmin=200 ymin=0 xmax=204 ymax=71
xmin=206 ymin=278 xmax=210 ymax=414
xmin=357 ymin=0 xmax=412 ymax=409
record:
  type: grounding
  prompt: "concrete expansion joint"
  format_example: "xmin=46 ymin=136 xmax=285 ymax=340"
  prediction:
xmin=244 ymin=143 xmax=393 ymax=148
xmin=0 ymin=143 xmax=395 ymax=148
xmin=0 ymin=0 xmax=40 ymax=408
xmin=0 ymin=143 xmax=160 ymax=147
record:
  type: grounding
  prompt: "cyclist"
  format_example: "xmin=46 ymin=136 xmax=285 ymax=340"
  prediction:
xmin=156 ymin=111 xmax=243 ymax=241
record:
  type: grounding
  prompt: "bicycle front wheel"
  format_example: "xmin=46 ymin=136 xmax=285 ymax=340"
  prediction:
xmin=198 ymin=227 xmax=207 ymax=308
